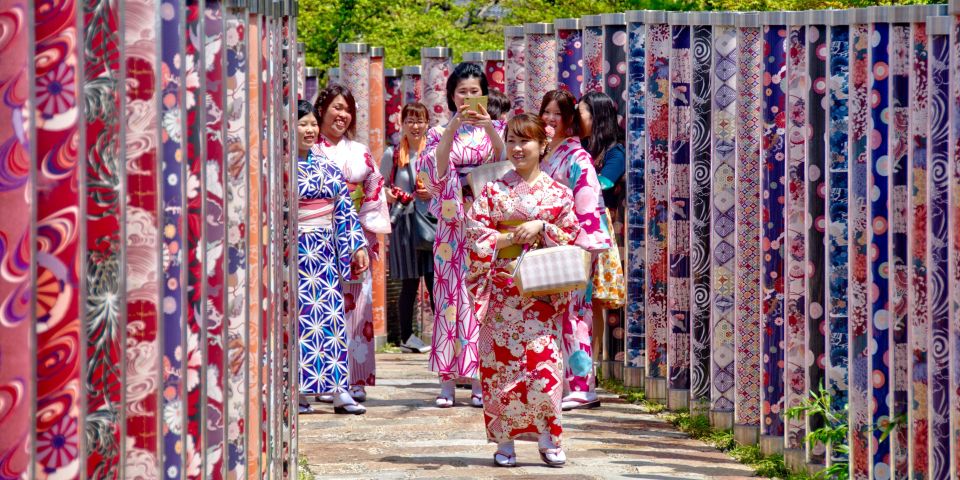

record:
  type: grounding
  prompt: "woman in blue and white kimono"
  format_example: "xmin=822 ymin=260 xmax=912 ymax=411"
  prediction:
xmin=296 ymin=100 xmax=369 ymax=415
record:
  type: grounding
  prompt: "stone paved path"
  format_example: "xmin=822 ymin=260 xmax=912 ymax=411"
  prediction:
xmin=298 ymin=353 xmax=760 ymax=480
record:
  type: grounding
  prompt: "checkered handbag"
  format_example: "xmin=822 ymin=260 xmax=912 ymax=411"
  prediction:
xmin=512 ymin=245 xmax=592 ymax=297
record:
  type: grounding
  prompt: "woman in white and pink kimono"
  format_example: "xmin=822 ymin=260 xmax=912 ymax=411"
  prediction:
xmin=417 ymin=62 xmax=505 ymax=408
xmin=310 ymin=85 xmax=391 ymax=402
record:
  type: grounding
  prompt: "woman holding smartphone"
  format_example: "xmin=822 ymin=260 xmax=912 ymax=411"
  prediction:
xmin=417 ymin=62 xmax=505 ymax=408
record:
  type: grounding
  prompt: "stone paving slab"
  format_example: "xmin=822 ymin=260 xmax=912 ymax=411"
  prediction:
xmin=299 ymin=353 xmax=761 ymax=480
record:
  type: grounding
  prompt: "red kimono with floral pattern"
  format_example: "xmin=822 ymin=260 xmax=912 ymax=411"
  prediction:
xmin=466 ymin=171 xmax=581 ymax=446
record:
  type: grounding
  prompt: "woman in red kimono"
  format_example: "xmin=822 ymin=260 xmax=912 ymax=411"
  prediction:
xmin=466 ymin=114 xmax=581 ymax=468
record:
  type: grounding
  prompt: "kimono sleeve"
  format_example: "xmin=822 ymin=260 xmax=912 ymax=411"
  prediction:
xmin=356 ymin=144 xmax=392 ymax=234
xmin=415 ymin=126 xmax=446 ymax=196
xmin=542 ymin=186 xmax=581 ymax=248
xmin=465 ymin=183 xmax=499 ymax=284
xmin=333 ymin=169 xmax=369 ymax=280
xmin=568 ymin=149 xmax=612 ymax=252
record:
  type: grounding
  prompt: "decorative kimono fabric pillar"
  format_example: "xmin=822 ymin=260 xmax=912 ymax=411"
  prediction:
xmin=555 ymin=18 xmax=583 ymax=96
xmin=505 ymin=26 xmax=527 ymax=116
xmin=401 ymin=65 xmax=422 ymax=106
xmin=783 ymin=11 xmax=808 ymax=466
xmin=824 ymin=10 xmax=851 ymax=464
xmin=297 ymin=42 xmax=306 ymax=98
xmin=803 ymin=8 xmax=828 ymax=467
xmin=422 ymin=47 xmax=453 ymax=128
xmin=524 ymin=23 xmax=557 ymax=114
xmin=305 ymin=67 xmax=319 ymax=103
xmin=667 ymin=11 xmax=692 ymax=411
xmin=581 ymin=14 xmax=604 ymax=96
xmin=462 ymin=51 xmax=484 ymax=68
xmin=328 ymin=67 xmax=340 ymax=86
xmin=926 ymin=15 xmax=953 ymax=480
xmin=688 ymin=12 xmax=712 ymax=413
xmin=848 ymin=9 xmax=871 ymax=478
xmin=624 ymin=9 xmax=646 ymax=388
xmin=484 ymin=50 xmax=506 ymax=93
xmin=83 ymin=0 xmax=124 ymax=475
xmin=602 ymin=13 xmax=628 ymax=127
xmin=370 ymin=46 xmax=388 ymax=345
xmin=709 ymin=11 xmax=737 ymax=430
xmin=339 ymin=43 xmax=371 ymax=145
xmin=385 ymin=68 xmax=403 ymax=147
xmin=0 ymin=0 xmax=32 ymax=474
xmin=644 ymin=9 xmax=670 ymax=404
xmin=951 ymin=1 xmax=960 ymax=472
xmin=759 ymin=11 xmax=787 ymax=457
xmin=734 ymin=11 xmax=763 ymax=447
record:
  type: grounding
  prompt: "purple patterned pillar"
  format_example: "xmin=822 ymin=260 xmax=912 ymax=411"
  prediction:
xmin=305 ymin=67 xmax=319 ymax=103
xmin=462 ymin=51 xmax=484 ymax=68
xmin=505 ymin=26 xmax=527 ymax=116
xmin=581 ymin=14 xmax=604 ymax=96
xmin=484 ymin=50 xmax=506 ymax=93
xmin=949 ymin=1 xmax=960 ymax=475
xmin=339 ymin=43 xmax=371 ymax=144
xmin=385 ymin=68 xmax=402 ymax=148
xmin=401 ymin=65 xmax=422 ymax=106
xmin=421 ymin=47 xmax=453 ymax=128
xmin=555 ymin=18 xmax=583 ymax=96
xmin=525 ymin=23 xmax=558 ymax=114
xmin=624 ymin=9 xmax=645 ymax=388
xmin=602 ymin=13 xmax=628 ymax=128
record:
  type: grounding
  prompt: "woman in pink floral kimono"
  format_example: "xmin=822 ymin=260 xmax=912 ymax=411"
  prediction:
xmin=311 ymin=85 xmax=391 ymax=402
xmin=417 ymin=62 xmax=505 ymax=408
xmin=539 ymin=89 xmax=611 ymax=411
xmin=467 ymin=114 xmax=580 ymax=468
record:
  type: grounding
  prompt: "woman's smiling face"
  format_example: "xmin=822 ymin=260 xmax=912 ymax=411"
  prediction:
xmin=321 ymin=94 xmax=352 ymax=140
xmin=297 ymin=112 xmax=319 ymax=153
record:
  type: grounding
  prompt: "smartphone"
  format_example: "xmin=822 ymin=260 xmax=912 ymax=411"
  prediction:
xmin=464 ymin=96 xmax=488 ymax=113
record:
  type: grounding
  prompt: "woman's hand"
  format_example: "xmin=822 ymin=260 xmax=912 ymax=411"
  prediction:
xmin=462 ymin=103 xmax=494 ymax=131
xmin=511 ymin=220 xmax=544 ymax=245
xmin=351 ymin=248 xmax=370 ymax=276
xmin=414 ymin=185 xmax=432 ymax=201
xmin=385 ymin=187 xmax=397 ymax=204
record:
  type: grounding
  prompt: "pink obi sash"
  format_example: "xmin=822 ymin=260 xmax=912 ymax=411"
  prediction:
xmin=299 ymin=198 xmax=335 ymax=228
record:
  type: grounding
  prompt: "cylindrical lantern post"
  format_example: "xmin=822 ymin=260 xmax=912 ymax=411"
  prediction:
xmin=339 ymin=43 xmax=370 ymax=144
xmin=484 ymin=50 xmax=506 ymax=93
xmin=581 ymin=14 xmax=604 ymax=96
xmin=524 ymin=22 xmax=557 ymax=114
xmin=601 ymin=13 xmax=628 ymax=127
xmin=505 ymin=26 xmax=527 ymax=115
xmin=555 ymin=18 xmax=583 ymax=96
xmin=401 ymin=65 xmax=422 ymax=106
xmin=421 ymin=47 xmax=453 ymax=127
xmin=385 ymin=68 xmax=402 ymax=147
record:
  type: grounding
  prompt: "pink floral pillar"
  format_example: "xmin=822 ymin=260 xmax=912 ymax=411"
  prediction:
xmin=421 ymin=47 xmax=453 ymax=128
xmin=524 ymin=23 xmax=557 ymax=114
xmin=505 ymin=26 xmax=527 ymax=116
xmin=385 ymin=68 xmax=403 ymax=147
xmin=401 ymin=65 xmax=423 ymax=106
xmin=339 ymin=43 xmax=371 ymax=144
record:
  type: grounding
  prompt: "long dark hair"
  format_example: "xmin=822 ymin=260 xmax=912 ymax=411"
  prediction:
xmin=446 ymin=62 xmax=488 ymax=112
xmin=314 ymin=84 xmax=358 ymax=139
xmin=579 ymin=91 xmax=623 ymax=160
xmin=538 ymin=89 xmax=581 ymax=137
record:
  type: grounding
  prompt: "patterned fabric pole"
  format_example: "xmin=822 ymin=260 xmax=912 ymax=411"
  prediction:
xmin=0 ymin=0 xmax=33 ymax=475
xmin=667 ymin=12 xmax=692 ymax=408
xmin=951 ymin=1 xmax=960 ymax=472
xmin=483 ymin=50 xmax=506 ymax=94
xmin=644 ymin=10 xmax=670 ymax=403
xmin=555 ymin=18 xmax=583 ymax=96
xmin=848 ymin=9 xmax=870 ymax=477
xmin=203 ymin=1 xmax=228 ymax=477
xmin=759 ymin=12 xmax=787 ymax=453
xmin=505 ymin=26 xmax=527 ymax=116
xmin=783 ymin=12 xmax=808 ymax=459
xmin=82 ymin=0 xmax=125 ymax=475
xmin=369 ymin=46 xmax=388 ymax=346
xmin=339 ymin=43 xmax=371 ymax=144
xmin=421 ymin=47 xmax=453 ymax=128
xmin=524 ymin=23 xmax=557 ymax=115
xmin=401 ymin=65 xmax=422 ymax=106
xmin=624 ymin=10 xmax=645 ymax=386
xmin=602 ymin=13 xmax=628 ymax=127
xmin=824 ymin=13 xmax=851 ymax=462
xmin=581 ymin=14 xmax=604 ymax=96
xmin=804 ymin=9 xmax=828 ymax=466
xmin=224 ymin=2 xmax=249 ymax=476
xmin=926 ymin=16 xmax=952 ymax=480
xmin=385 ymin=68 xmax=403 ymax=147
xmin=709 ymin=12 xmax=737 ymax=425
xmin=906 ymin=7 xmax=936 ymax=477
xmin=297 ymin=42 xmax=305 ymax=99
xmin=305 ymin=67 xmax=319 ymax=103
xmin=689 ymin=14 xmax=712 ymax=411
xmin=734 ymin=10 xmax=763 ymax=446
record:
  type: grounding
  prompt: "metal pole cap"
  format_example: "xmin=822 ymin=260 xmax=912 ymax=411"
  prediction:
xmin=339 ymin=43 xmax=368 ymax=54
xmin=710 ymin=12 xmax=736 ymax=26
xmin=504 ymin=25 xmax=525 ymax=37
xmin=554 ymin=18 xmax=581 ymax=30
xmin=581 ymin=14 xmax=603 ymax=28
xmin=668 ymin=11 xmax=689 ymax=25
xmin=601 ymin=13 xmax=626 ymax=26
xmin=462 ymin=51 xmax=484 ymax=63
xmin=927 ymin=15 xmax=953 ymax=35
xmin=421 ymin=47 xmax=452 ymax=58
xmin=370 ymin=46 xmax=384 ymax=58
xmin=384 ymin=68 xmax=400 ymax=77
xmin=402 ymin=65 xmax=422 ymax=75
xmin=805 ymin=10 xmax=828 ymax=25
xmin=305 ymin=67 xmax=318 ymax=76
xmin=484 ymin=50 xmax=505 ymax=61
xmin=626 ymin=10 xmax=647 ymax=24
xmin=736 ymin=12 xmax=761 ymax=28
xmin=761 ymin=11 xmax=788 ymax=25
xmin=645 ymin=10 xmax=668 ymax=24
xmin=523 ymin=22 xmax=555 ymax=35
xmin=850 ymin=7 xmax=869 ymax=24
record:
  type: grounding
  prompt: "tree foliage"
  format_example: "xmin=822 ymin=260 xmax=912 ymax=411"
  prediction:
xmin=298 ymin=0 xmax=938 ymax=82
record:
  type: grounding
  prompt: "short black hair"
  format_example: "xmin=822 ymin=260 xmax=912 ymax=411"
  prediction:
xmin=486 ymin=89 xmax=511 ymax=120
xmin=446 ymin=62 xmax=489 ymax=112
xmin=297 ymin=99 xmax=315 ymax=120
